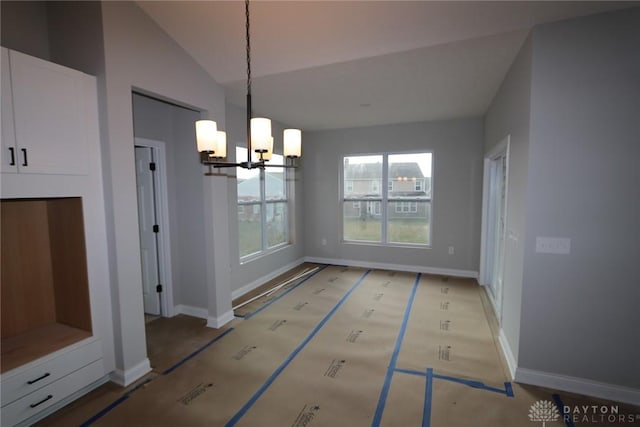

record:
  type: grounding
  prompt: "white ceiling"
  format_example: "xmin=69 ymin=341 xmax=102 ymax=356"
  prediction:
xmin=137 ymin=1 xmax=633 ymax=130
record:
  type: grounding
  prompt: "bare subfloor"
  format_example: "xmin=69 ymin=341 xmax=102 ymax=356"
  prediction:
xmin=36 ymin=265 xmax=639 ymax=426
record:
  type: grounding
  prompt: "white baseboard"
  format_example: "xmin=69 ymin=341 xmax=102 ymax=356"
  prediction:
xmin=174 ymin=304 xmax=208 ymax=319
xmin=515 ymin=367 xmax=640 ymax=406
xmin=207 ymin=310 xmax=235 ymax=329
xmin=231 ymin=257 xmax=306 ymax=300
xmin=110 ymin=358 xmax=151 ymax=387
xmin=498 ymin=329 xmax=517 ymax=380
xmin=304 ymin=256 xmax=478 ymax=279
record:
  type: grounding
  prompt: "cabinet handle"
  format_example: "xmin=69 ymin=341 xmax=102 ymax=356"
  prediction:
xmin=27 ymin=372 xmax=51 ymax=384
xmin=8 ymin=147 xmax=15 ymax=165
xmin=29 ymin=394 xmax=53 ymax=408
xmin=21 ymin=148 xmax=28 ymax=166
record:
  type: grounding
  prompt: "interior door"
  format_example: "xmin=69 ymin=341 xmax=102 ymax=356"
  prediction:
xmin=489 ymin=154 xmax=507 ymax=318
xmin=135 ymin=146 xmax=160 ymax=315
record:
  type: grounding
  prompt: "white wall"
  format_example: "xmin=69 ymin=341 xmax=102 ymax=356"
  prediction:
xmin=98 ymin=1 xmax=227 ymax=382
xmin=303 ymin=118 xmax=484 ymax=275
xmin=225 ymin=103 xmax=306 ymax=295
xmin=519 ymin=8 xmax=640 ymax=391
xmin=483 ymin=35 xmax=533 ymax=367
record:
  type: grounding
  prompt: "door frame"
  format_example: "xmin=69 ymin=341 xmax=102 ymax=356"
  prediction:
xmin=134 ymin=137 xmax=174 ymax=317
xmin=479 ymin=135 xmax=510 ymax=323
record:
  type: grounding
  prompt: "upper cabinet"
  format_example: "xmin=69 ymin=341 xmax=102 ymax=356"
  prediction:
xmin=1 ymin=48 xmax=89 ymax=175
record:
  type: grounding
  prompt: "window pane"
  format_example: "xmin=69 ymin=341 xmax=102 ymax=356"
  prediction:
xmin=343 ymin=155 xmax=382 ymax=199
xmin=265 ymin=154 xmax=285 ymax=200
xmin=266 ymin=202 xmax=287 ymax=247
xmin=387 ymin=201 xmax=430 ymax=245
xmin=238 ymin=204 xmax=262 ymax=257
xmin=388 ymin=153 xmax=432 ymax=199
xmin=237 ymin=147 xmax=261 ymax=203
xmin=343 ymin=203 xmax=381 ymax=242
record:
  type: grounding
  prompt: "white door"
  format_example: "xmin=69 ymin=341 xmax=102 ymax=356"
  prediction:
xmin=480 ymin=136 xmax=510 ymax=324
xmin=489 ymin=154 xmax=507 ymax=317
xmin=135 ymin=146 xmax=161 ymax=315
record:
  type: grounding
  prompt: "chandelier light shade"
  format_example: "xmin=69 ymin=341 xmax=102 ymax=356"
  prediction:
xmin=196 ymin=0 xmax=302 ymax=174
xmin=283 ymin=128 xmax=302 ymax=158
xmin=196 ymin=120 xmax=217 ymax=153
xmin=262 ymin=136 xmax=274 ymax=161
xmin=250 ymin=117 xmax=272 ymax=153
xmin=214 ymin=130 xmax=227 ymax=159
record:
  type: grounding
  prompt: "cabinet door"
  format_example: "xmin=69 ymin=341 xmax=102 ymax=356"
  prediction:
xmin=9 ymin=50 xmax=88 ymax=175
xmin=1 ymin=48 xmax=17 ymax=173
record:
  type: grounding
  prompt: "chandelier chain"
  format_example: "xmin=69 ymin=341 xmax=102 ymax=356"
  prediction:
xmin=245 ymin=0 xmax=251 ymax=97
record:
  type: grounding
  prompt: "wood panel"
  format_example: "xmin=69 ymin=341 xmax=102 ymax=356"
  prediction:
xmin=47 ymin=198 xmax=92 ymax=332
xmin=1 ymin=200 xmax=57 ymax=337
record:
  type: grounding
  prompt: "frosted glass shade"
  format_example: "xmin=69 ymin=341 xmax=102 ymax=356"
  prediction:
xmin=251 ymin=118 xmax=271 ymax=153
xmin=195 ymin=120 xmax=217 ymax=152
xmin=214 ymin=131 xmax=227 ymax=158
xmin=262 ymin=137 xmax=274 ymax=161
xmin=283 ymin=128 xmax=302 ymax=158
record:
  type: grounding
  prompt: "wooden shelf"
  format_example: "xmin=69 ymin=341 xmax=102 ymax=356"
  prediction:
xmin=1 ymin=323 xmax=91 ymax=373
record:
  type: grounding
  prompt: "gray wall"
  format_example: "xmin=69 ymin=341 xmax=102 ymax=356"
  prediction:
xmin=1 ymin=1 xmax=51 ymax=60
xmin=132 ymin=94 xmax=208 ymax=309
xmin=519 ymin=9 xmax=640 ymax=388
xmin=483 ymin=35 xmax=533 ymax=365
xmin=303 ymin=118 xmax=484 ymax=274
xmin=225 ymin=103 xmax=306 ymax=293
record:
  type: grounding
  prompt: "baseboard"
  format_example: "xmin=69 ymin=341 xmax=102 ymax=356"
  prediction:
xmin=110 ymin=358 xmax=151 ymax=387
xmin=498 ymin=329 xmax=517 ymax=380
xmin=207 ymin=310 xmax=235 ymax=329
xmin=231 ymin=257 xmax=306 ymax=300
xmin=515 ymin=367 xmax=640 ymax=406
xmin=173 ymin=304 xmax=208 ymax=319
xmin=304 ymin=256 xmax=478 ymax=279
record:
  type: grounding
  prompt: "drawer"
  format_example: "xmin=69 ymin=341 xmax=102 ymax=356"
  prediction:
xmin=1 ymin=338 xmax=102 ymax=407
xmin=1 ymin=359 xmax=104 ymax=427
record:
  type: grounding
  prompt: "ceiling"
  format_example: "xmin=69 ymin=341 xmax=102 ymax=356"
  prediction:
xmin=137 ymin=1 xmax=632 ymax=130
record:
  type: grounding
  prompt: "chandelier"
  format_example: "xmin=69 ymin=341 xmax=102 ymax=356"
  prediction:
xmin=195 ymin=0 xmax=302 ymax=174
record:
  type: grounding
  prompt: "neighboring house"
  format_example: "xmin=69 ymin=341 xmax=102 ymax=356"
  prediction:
xmin=238 ymin=172 xmax=285 ymax=222
xmin=344 ymin=162 xmax=431 ymax=220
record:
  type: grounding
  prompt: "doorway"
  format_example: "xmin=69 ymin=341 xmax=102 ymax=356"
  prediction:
xmin=480 ymin=136 xmax=509 ymax=324
xmin=134 ymin=138 xmax=173 ymax=317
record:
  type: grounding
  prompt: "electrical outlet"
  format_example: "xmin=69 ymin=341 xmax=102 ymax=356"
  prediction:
xmin=535 ymin=237 xmax=571 ymax=255
xmin=321 ymin=238 xmax=327 ymax=246
xmin=448 ymin=246 xmax=455 ymax=255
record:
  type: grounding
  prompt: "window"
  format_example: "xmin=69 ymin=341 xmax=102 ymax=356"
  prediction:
xmin=342 ymin=152 xmax=432 ymax=245
xmin=237 ymin=147 xmax=289 ymax=258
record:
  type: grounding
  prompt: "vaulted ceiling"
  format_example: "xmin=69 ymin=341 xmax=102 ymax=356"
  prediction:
xmin=137 ymin=1 xmax=632 ymax=130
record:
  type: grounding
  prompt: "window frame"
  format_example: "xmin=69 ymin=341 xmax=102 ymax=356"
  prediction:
xmin=237 ymin=148 xmax=291 ymax=261
xmin=341 ymin=151 xmax=433 ymax=247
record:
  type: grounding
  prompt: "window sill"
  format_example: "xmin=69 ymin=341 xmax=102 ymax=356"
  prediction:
xmin=341 ymin=240 xmax=432 ymax=250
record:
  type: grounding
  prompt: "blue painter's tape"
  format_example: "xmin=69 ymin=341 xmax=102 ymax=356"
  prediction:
xmin=243 ymin=265 xmax=328 ymax=319
xmin=505 ymin=382 xmax=514 ymax=397
xmin=371 ymin=273 xmax=421 ymax=427
xmin=163 ymin=327 xmax=234 ymax=375
xmin=80 ymin=376 xmax=154 ymax=426
xmin=432 ymin=372 xmax=513 ymax=396
xmin=394 ymin=367 xmax=428 ymax=378
xmin=225 ymin=269 xmax=371 ymax=427
xmin=423 ymin=368 xmax=433 ymax=427
xmin=552 ymin=393 xmax=575 ymax=427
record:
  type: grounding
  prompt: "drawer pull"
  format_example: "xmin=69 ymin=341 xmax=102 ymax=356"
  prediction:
xmin=30 ymin=394 xmax=53 ymax=408
xmin=27 ymin=372 xmax=51 ymax=385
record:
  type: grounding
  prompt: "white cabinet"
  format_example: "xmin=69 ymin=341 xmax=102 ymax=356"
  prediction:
xmin=1 ymin=48 xmax=88 ymax=175
xmin=0 ymin=339 xmax=104 ymax=427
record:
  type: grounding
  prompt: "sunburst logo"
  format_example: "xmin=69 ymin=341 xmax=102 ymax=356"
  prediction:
xmin=529 ymin=400 xmax=560 ymax=426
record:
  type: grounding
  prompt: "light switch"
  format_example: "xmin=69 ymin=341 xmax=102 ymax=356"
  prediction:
xmin=535 ymin=237 xmax=571 ymax=255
